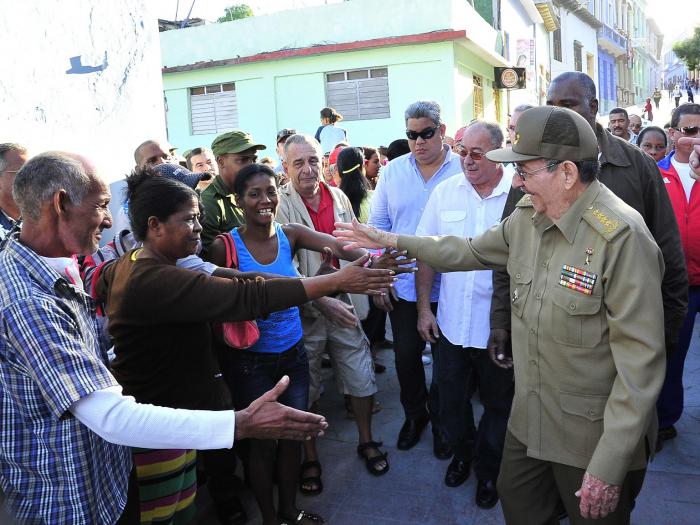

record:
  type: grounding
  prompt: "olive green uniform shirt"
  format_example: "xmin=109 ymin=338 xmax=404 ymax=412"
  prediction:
xmin=398 ymin=180 xmax=666 ymax=485
xmin=199 ymin=176 xmax=245 ymax=255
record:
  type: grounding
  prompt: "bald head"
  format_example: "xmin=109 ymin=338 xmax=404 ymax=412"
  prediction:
xmin=547 ymin=72 xmax=599 ymax=128
xmin=134 ymin=140 xmax=172 ymax=169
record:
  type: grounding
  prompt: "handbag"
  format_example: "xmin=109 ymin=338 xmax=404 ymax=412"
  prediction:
xmin=215 ymin=232 xmax=260 ymax=349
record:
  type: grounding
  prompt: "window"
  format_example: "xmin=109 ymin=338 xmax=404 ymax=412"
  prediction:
xmin=473 ymin=74 xmax=484 ymax=119
xmin=325 ymin=67 xmax=390 ymax=121
xmin=574 ymin=41 xmax=583 ymax=72
xmin=587 ymin=53 xmax=595 ymax=78
xmin=190 ymin=83 xmax=238 ymax=135
xmin=553 ymin=17 xmax=562 ymax=62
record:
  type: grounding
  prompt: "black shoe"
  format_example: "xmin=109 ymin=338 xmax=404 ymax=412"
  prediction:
xmin=444 ymin=457 xmax=471 ymax=487
xmin=215 ymin=498 xmax=248 ymax=525
xmin=432 ymin=432 xmax=452 ymax=460
xmin=396 ymin=413 xmax=430 ymax=450
xmin=475 ymin=479 xmax=498 ymax=509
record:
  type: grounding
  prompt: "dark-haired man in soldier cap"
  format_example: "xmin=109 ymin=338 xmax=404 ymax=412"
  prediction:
xmin=334 ymin=106 xmax=666 ymax=524
xmin=200 ymin=130 xmax=266 ymax=254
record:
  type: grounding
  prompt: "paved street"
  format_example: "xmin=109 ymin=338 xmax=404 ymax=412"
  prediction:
xmin=196 ymin=325 xmax=700 ymax=525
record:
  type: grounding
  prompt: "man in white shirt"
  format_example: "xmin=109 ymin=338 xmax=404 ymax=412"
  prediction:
xmin=415 ymin=121 xmax=512 ymax=509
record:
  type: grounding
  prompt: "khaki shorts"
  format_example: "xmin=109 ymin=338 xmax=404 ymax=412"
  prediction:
xmin=302 ymin=314 xmax=377 ymax=407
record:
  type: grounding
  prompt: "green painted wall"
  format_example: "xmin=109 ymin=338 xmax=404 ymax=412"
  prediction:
xmin=163 ymin=41 xmax=497 ymax=157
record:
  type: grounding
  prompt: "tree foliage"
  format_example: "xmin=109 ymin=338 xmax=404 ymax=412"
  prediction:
xmin=217 ymin=4 xmax=254 ymax=23
xmin=673 ymin=26 xmax=700 ymax=72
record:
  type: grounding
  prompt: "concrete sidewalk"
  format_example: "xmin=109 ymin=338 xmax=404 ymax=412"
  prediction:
xmin=196 ymin=322 xmax=700 ymax=524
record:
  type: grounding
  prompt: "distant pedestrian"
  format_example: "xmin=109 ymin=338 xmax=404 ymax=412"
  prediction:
xmin=653 ymin=88 xmax=662 ymax=109
xmin=315 ymin=107 xmax=348 ymax=154
xmin=688 ymin=87 xmax=695 ymax=103
xmin=673 ymin=85 xmax=683 ymax=108
xmin=643 ymin=98 xmax=653 ymax=122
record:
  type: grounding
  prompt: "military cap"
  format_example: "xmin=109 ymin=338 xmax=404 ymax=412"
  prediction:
xmin=486 ymin=106 xmax=598 ymax=163
xmin=211 ymin=130 xmax=266 ymax=157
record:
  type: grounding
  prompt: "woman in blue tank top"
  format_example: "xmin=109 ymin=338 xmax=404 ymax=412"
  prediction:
xmin=206 ymin=164 xmax=380 ymax=525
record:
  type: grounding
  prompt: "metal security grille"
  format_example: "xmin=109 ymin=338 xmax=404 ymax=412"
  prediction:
xmin=325 ymin=68 xmax=390 ymax=121
xmin=473 ymin=74 xmax=484 ymax=119
xmin=190 ymin=83 xmax=238 ymax=135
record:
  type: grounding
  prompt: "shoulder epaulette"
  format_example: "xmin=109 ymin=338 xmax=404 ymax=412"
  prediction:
xmin=515 ymin=194 xmax=533 ymax=208
xmin=583 ymin=203 xmax=629 ymax=241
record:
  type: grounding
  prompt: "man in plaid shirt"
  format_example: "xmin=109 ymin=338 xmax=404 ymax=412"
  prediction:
xmin=0 ymin=152 xmax=327 ymax=524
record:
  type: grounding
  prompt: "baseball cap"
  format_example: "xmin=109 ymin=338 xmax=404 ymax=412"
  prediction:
xmin=486 ymin=106 xmax=598 ymax=164
xmin=276 ymin=128 xmax=297 ymax=143
xmin=154 ymin=163 xmax=212 ymax=189
xmin=328 ymin=145 xmax=344 ymax=165
xmin=454 ymin=125 xmax=467 ymax=144
xmin=211 ymin=130 xmax=266 ymax=157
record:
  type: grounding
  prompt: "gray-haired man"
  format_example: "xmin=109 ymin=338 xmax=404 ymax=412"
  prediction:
xmin=0 ymin=144 xmax=28 ymax=242
xmin=368 ymin=100 xmax=462 ymax=454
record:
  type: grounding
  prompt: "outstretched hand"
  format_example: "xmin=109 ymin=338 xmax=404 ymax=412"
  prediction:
xmin=333 ymin=219 xmax=399 ymax=250
xmin=372 ymin=249 xmax=417 ymax=275
xmin=234 ymin=376 xmax=328 ymax=441
xmin=575 ymin=471 xmax=621 ymax=519
xmin=333 ymin=254 xmax=397 ymax=295
xmin=315 ymin=247 xmax=337 ymax=276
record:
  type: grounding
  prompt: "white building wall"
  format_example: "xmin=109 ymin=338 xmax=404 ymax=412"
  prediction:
xmin=550 ymin=7 xmax=599 ymax=92
xmin=500 ymin=0 xmax=551 ymax=111
xmin=0 ymin=0 xmax=165 ymax=183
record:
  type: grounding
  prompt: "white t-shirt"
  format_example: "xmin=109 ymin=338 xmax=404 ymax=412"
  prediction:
xmin=319 ymin=125 xmax=347 ymax=154
xmin=671 ymin=155 xmax=694 ymax=202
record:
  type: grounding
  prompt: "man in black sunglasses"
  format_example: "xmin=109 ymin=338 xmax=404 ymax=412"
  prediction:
xmin=368 ymin=100 xmax=463 ymax=457
xmin=656 ymin=103 xmax=700 ymax=449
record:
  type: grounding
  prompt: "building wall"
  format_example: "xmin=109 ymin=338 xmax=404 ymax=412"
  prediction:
xmin=550 ymin=6 xmax=599 ymax=92
xmin=598 ymin=50 xmax=617 ymax=113
xmin=163 ymin=41 xmax=496 ymax=155
xmin=0 ymin=0 xmax=165 ymax=183
xmin=500 ymin=0 xmax=551 ymax=110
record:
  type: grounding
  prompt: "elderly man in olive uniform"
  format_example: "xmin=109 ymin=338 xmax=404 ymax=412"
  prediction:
xmin=199 ymin=130 xmax=266 ymax=254
xmin=334 ymin=106 xmax=666 ymax=524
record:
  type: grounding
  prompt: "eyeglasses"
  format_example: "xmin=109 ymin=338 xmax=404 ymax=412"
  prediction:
xmin=515 ymin=161 xmax=561 ymax=181
xmin=406 ymin=126 xmax=438 ymax=141
xmin=674 ymin=126 xmax=700 ymax=136
xmin=454 ymin=146 xmax=485 ymax=161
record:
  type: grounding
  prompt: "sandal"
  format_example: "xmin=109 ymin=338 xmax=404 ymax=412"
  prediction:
xmin=357 ymin=440 xmax=390 ymax=476
xmin=279 ymin=509 xmax=325 ymax=524
xmin=299 ymin=460 xmax=323 ymax=495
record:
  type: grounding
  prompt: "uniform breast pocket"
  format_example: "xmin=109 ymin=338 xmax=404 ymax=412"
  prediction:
xmin=439 ymin=210 xmax=466 ymax=236
xmin=550 ymin=286 xmax=603 ymax=347
xmin=506 ymin=259 xmax=533 ymax=318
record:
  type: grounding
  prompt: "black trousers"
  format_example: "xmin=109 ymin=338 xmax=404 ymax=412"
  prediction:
xmin=389 ymin=299 xmax=440 ymax=427
xmin=435 ymin=336 xmax=513 ymax=480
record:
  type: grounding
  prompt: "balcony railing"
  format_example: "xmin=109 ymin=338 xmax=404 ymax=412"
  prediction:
xmin=598 ymin=24 xmax=628 ymax=51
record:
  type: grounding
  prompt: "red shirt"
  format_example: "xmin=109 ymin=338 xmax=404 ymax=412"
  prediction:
xmin=302 ymin=183 xmax=335 ymax=234
xmin=302 ymin=184 xmax=338 ymax=266
xmin=659 ymin=152 xmax=700 ymax=285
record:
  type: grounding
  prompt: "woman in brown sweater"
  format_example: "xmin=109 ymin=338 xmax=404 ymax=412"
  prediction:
xmin=95 ymin=172 xmax=395 ymax=524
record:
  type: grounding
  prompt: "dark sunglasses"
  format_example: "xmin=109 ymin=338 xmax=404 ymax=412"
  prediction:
xmin=674 ymin=126 xmax=700 ymax=136
xmin=406 ymin=126 xmax=438 ymax=141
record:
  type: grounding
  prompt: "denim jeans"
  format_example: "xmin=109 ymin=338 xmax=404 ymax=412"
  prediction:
xmin=436 ymin=335 xmax=513 ymax=480
xmin=228 ymin=339 xmax=309 ymax=411
xmin=657 ymin=286 xmax=700 ymax=429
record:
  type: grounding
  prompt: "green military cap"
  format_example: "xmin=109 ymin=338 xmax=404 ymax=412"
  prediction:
xmin=486 ymin=106 xmax=598 ymax=163
xmin=211 ymin=130 xmax=266 ymax=157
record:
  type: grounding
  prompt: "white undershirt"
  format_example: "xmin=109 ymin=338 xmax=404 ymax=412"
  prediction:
xmin=671 ymin=156 xmax=695 ymax=202
xmin=70 ymin=386 xmax=235 ymax=449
